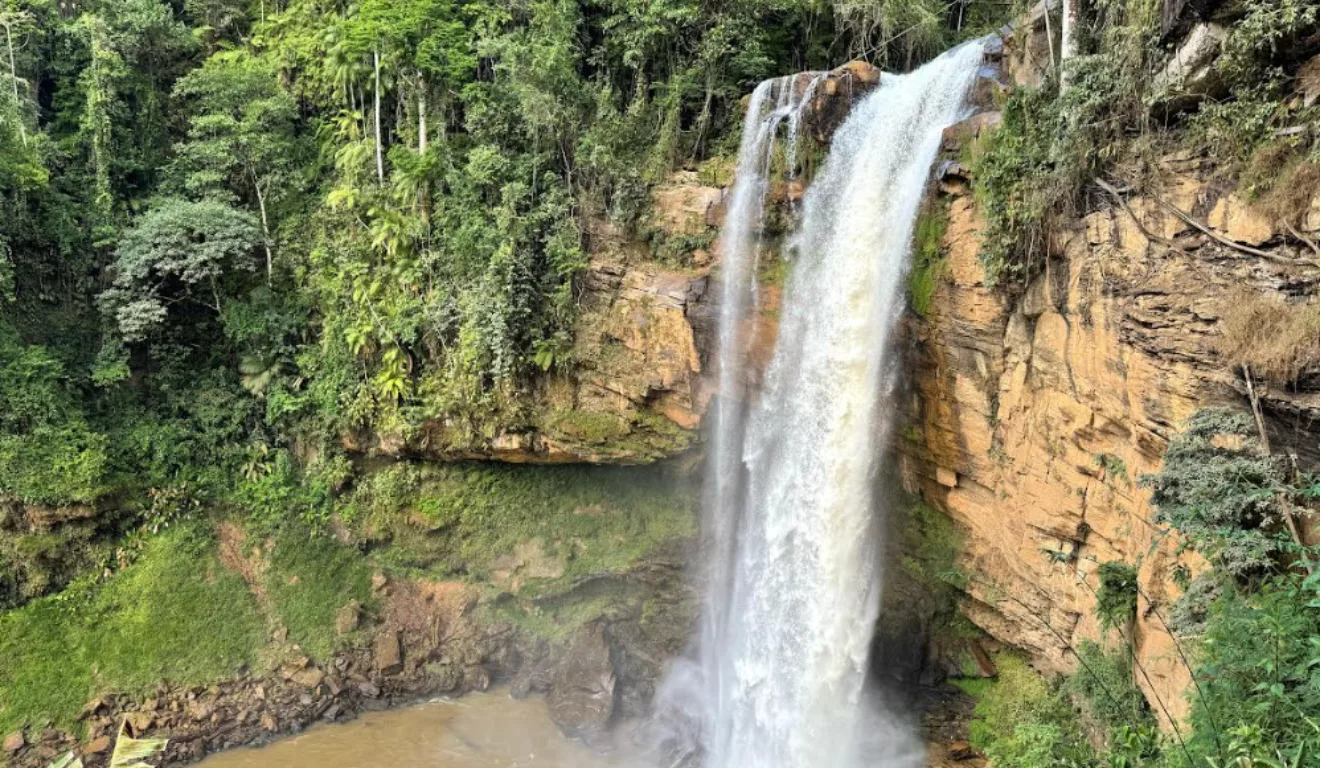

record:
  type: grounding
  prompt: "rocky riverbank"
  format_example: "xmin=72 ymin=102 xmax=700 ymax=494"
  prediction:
xmin=3 ymin=560 xmax=689 ymax=768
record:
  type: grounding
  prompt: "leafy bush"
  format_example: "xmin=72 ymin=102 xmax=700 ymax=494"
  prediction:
xmin=1187 ymin=570 xmax=1320 ymax=763
xmin=0 ymin=329 xmax=109 ymax=506
xmin=1094 ymin=561 xmax=1138 ymax=630
xmin=964 ymin=654 xmax=1094 ymax=768
xmin=1141 ymin=408 xmax=1290 ymax=576
xmin=1060 ymin=640 xmax=1153 ymax=738
xmin=970 ymin=0 xmax=1160 ymax=288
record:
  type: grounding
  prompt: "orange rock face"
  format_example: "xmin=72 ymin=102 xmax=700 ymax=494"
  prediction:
xmin=899 ymin=154 xmax=1320 ymax=727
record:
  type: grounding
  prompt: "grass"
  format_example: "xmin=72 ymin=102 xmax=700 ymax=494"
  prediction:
xmin=1217 ymin=289 xmax=1320 ymax=386
xmin=264 ymin=530 xmax=376 ymax=661
xmin=483 ymin=581 xmax=643 ymax=640
xmin=347 ymin=461 xmax=698 ymax=596
xmin=0 ymin=461 xmax=698 ymax=734
xmin=0 ymin=523 xmax=265 ymax=734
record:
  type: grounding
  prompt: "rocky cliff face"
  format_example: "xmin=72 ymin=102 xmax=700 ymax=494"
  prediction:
xmin=898 ymin=132 xmax=1320 ymax=722
xmin=344 ymin=180 xmax=724 ymax=465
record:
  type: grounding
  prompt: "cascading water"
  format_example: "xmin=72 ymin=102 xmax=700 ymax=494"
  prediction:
xmin=655 ymin=40 xmax=988 ymax=768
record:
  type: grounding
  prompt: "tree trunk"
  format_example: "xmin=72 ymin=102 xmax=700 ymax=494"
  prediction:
xmin=418 ymin=76 xmax=427 ymax=154
xmin=417 ymin=77 xmax=430 ymax=227
xmin=253 ymin=173 xmax=274 ymax=283
xmin=373 ymin=47 xmax=384 ymax=184
xmin=1060 ymin=0 xmax=1078 ymax=91
xmin=3 ymin=22 xmax=23 ymax=147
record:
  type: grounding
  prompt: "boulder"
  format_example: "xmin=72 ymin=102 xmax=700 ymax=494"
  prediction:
xmin=1297 ymin=54 xmax=1320 ymax=108
xmin=3 ymin=731 xmax=24 ymax=753
xmin=948 ymin=740 xmax=980 ymax=761
xmin=1208 ymin=194 xmax=1275 ymax=246
xmin=546 ymin=624 xmax=617 ymax=737
xmin=374 ymin=631 xmax=403 ymax=676
xmin=84 ymin=736 xmax=112 ymax=755
xmin=357 ymin=681 xmax=381 ymax=698
xmin=650 ymin=172 xmax=723 ymax=236
xmin=290 ymin=667 xmax=326 ymax=689
xmin=335 ymin=601 xmax=362 ymax=635
xmin=1152 ymin=22 xmax=1227 ymax=111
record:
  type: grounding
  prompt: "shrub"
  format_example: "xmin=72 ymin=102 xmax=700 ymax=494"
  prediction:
xmin=1187 ymin=571 xmax=1320 ymax=763
xmin=1095 ymin=561 xmax=1139 ymax=630
xmin=1061 ymin=640 xmax=1153 ymax=738
xmin=965 ymin=654 xmax=1094 ymax=768
xmin=1141 ymin=408 xmax=1290 ymax=576
xmin=0 ymin=330 xmax=110 ymax=506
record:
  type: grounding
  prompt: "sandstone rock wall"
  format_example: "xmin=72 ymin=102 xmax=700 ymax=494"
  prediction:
xmin=347 ymin=177 xmax=724 ymax=465
xmin=899 ymin=144 xmax=1320 ymax=724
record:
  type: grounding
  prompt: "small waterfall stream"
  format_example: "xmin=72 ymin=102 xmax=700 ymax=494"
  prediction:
xmin=658 ymin=41 xmax=987 ymax=768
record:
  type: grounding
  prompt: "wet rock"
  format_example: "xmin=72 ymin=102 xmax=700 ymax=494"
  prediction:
xmin=546 ymin=624 xmax=617 ymax=737
xmin=290 ymin=667 xmax=326 ymax=689
xmin=948 ymin=741 xmax=980 ymax=761
xmin=124 ymin=712 xmax=154 ymax=734
xmin=490 ymin=539 xmax=567 ymax=592
xmin=357 ymin=681 xmax=381 ymax=699
xmin=186 ymin=701 xmax=214 ymax=722
xmin=79 ymin=697 xmax=107 ymax=719
xmin=374 ymin=631 xmax=403 ymax=676
xmin=335 ymin=601 xmax=362 ymax=635
xmin=940 ymin=111 xmax=1001 ymax=153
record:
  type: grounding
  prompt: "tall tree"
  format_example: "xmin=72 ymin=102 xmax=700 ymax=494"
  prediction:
xmin=100 ymin=197 xmax=262 ymax=343
xmin=172 ymin=52 xmax=301 ymax=280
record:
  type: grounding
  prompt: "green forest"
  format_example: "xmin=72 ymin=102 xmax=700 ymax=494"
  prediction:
xmin=0 ymin=0 xmax=1001 ymax=606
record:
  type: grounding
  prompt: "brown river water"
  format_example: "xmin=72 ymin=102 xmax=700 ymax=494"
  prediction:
xmin=198 ymin=691 xmax=647 ymax=768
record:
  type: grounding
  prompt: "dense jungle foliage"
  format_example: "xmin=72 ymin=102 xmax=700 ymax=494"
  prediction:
xmin=0 ymin=0 xmax=1005 ymax=609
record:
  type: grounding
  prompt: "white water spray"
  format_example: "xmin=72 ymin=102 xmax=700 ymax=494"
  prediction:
xmin=656 ymin=41 xmax=987 ymax=768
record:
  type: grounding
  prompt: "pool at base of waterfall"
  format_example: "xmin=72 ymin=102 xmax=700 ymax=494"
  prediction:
xmin=197 ymin=690 xmax=647 ymax=768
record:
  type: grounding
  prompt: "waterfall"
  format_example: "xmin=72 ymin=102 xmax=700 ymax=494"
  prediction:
xmin=655 ymin=40 xmax=987 ymax=768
